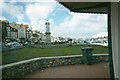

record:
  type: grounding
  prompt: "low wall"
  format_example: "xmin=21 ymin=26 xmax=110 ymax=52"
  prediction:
xmin=1 ymin=54 xmax=108 ymax=78
xmin=30 ymin=44 xmax=70 ymax=48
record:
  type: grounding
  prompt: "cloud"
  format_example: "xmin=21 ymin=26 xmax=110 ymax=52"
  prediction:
xmin=1 ymin=1 xmax=108 ymax=38
xmin=0 ymin=0 xmax=5 ymax=16
xmin=26 ymin=3 xmax=55 ymax=20
xmin=52 ymin=12 xmax=107 ymax=38
xmin=1 ymin=2 xmax=25 ymax=23
xmin=0 ymin=0 xmax=4 ymax=4
xmin=0 ymin=16 xmax=7 ymax=20
xmin=92 ymin=32 xmax=108 ymax=38
xmin=25 ymin=2 xmax=57 ymax=32
xmin=7 ymin=0 xmax=55 ymax=2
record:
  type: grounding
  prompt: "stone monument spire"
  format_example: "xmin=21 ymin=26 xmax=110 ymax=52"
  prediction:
xmin=45 ymin=20 xmax=50 ymax=33
xmin=45 ymin=20 xmax=51 ymax=43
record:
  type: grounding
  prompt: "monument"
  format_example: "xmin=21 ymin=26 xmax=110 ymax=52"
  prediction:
xmin=45 ymin=20 xmax=51 ymax=43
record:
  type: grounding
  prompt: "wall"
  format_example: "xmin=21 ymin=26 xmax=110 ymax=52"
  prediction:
xmin=111 ymin=2 xmax=119 ymax=79
xmin=0 ymin=21 xmax=2 ymax=79
xmin=118 ymin=2 xmax=120 ymax=79
xmin=1 ymin=54 xmax=108 ymax=78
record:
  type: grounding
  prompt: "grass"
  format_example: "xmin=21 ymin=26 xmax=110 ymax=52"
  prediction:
xmin=2 ymin=45 xmax=108 ymax=65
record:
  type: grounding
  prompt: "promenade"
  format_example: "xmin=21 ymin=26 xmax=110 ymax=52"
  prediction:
xmin=25 ymin=62 xmax=109 ymax=78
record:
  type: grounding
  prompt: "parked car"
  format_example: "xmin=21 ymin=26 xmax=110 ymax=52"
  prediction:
xmin=6 ymin=42 xmax=21 ymax=49
xmin=13 ymin=42 xmax=21 ymax=47
xmin=23 ymin=41 xmax=29 ymax=46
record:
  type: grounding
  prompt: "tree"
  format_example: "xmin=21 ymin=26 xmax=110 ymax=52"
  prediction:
xmin=33 ymin=33 xmax=39 ymax=38
xmin=58 ymin=37 xmax=65 ymax=43
xmin=67 ymin=38 xmax=72 ymax=46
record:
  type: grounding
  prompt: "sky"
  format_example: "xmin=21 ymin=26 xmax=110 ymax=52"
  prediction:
xmin=0 ymin=0 xmax=108 ymax=38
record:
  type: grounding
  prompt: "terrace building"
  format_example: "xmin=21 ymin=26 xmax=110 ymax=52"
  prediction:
xmin=9 ymin=22 xmax=18 ymax=41
xmin=26 ymin=29 xmax=32 ymax=41
xmin=0 ymin=20 xmax=9 ymax=43
xmin=9 ymin=22 xmax=29 ymax=42
xmin=0 ymin=20 xmax=31 ymax=42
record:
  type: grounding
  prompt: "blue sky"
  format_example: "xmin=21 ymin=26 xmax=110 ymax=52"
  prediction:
xmin=0 ymin=0 xmax=108 ymax=38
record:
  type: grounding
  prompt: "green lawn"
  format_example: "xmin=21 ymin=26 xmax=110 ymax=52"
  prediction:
xmin=2 ymin=45 xmax=108 ymax=65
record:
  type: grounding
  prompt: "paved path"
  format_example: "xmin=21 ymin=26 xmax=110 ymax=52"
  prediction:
xmin=25 ymin=62 xmax=109 ymax=78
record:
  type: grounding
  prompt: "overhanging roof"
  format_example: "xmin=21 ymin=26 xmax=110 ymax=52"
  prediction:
xmin=58 ymin=2 xmax=110 ymax=14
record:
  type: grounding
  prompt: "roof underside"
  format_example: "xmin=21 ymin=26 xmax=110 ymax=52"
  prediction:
xmin=58 ymin=2 xmax=110 ymax=14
